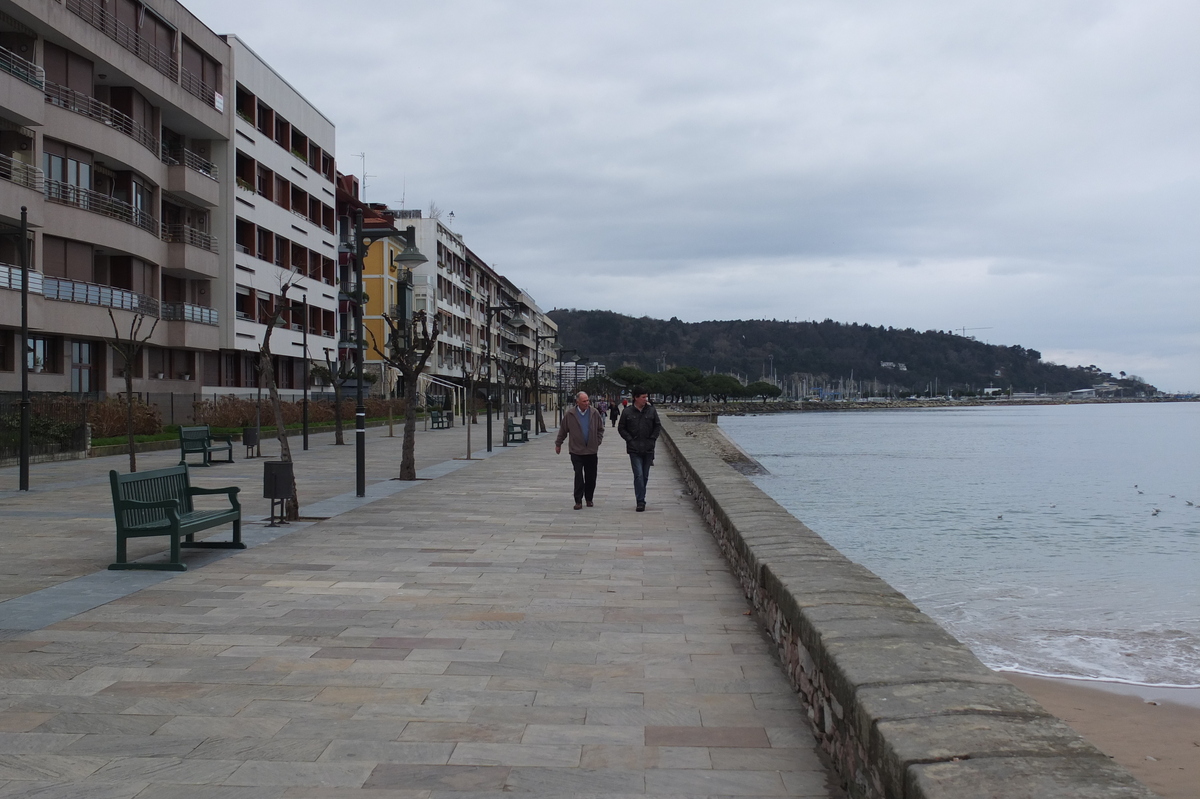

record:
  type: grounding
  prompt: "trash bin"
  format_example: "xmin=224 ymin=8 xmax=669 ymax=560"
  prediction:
xmin=263 ymin=460 xmax=294 ymax=498
xmin=521 ymin=418 xmax=531 ymax=431
xmin=263 ymin=460 xmax=294 ymax=527
xmin=243 ymin=427 xmax=260 ymax=458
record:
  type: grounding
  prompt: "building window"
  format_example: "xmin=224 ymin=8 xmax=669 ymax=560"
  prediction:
xmin=28 ymin=336 xmax=61 ymax=373
xmin=70 ymin=340 xmax=96 ymax=392
xmin=235 ymin=286 xmax=253 ymax=320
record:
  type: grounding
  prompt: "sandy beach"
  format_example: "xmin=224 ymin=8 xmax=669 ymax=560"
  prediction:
xmin=1005 ymin=673 xmax=1200 ymax=799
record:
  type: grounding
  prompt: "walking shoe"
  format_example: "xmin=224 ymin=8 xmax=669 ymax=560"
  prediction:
xmin=574 ymin=502 xmax=583 ymax=510
xmin=586 ymin=501 xmax=594 ymax=507
xmin=636 ymin=502 xmax=646 ymax=512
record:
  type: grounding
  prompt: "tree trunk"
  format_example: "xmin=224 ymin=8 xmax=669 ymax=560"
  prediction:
xmin=333 ymin=385 xmax=344 ymax=445
xmin=260 ymin=344 xmax=299 ymax=520
xmin=399 ymin=370 xmax=419 ymax=480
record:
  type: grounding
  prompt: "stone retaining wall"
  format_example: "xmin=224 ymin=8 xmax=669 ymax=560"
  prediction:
xmin=659 ymin=415 xmax=1157 ymax=799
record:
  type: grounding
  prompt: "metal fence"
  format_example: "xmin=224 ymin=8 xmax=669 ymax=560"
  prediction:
xmin=0 ymin=393 xmax=90 ymax=460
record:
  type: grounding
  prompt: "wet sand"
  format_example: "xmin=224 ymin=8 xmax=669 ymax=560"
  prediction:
xmin=1005 ymin=673 xmax=1200 ymax=799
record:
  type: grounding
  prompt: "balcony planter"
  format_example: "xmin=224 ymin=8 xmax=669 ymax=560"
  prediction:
xmin=180 ymin=374 xmax=191 ymax=381
xmin=155 ymin=372 xmax=164 ymax=379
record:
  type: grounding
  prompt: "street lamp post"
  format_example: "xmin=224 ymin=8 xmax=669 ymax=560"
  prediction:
xmin=347 ymin=211 xmax=409 ymax=497
xmin=533 ymin=331 xmax=557 ymax=434
xmin=483 ymin=301 xmax=521 ymax=453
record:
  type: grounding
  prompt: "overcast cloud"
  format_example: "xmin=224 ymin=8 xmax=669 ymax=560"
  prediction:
xmin=189 ymin=0 xmax=1199 ymax=389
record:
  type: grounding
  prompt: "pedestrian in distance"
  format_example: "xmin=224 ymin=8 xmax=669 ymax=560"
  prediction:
xmin=609 ymin=401 xmax=620 ymax=428
xmin=617 ymin=386 xmax=661 ymax=512
xmin=555 ymin=391 xmax=605 ymax=510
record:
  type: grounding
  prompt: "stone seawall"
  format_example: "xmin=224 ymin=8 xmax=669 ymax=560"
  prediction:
xmin=659 ymin=414 xmax=1157 ymax=799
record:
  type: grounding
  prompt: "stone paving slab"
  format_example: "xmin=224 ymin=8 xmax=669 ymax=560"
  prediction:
xmin=0 ymin=421 xmax=502 ymax=606
xmin=0 ymin=426 xmax=838 ymax=797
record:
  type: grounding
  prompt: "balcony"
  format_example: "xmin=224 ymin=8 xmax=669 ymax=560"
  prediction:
xmin=163 ymin=148 xmax=220 ymax=207
xmin=162 ymin=302 xmax=218 ymax=326
xmin=65 ymin=0 xmax=179 ymax=81
xmin=44 ymin=81 xmax=159 ymax=154
xmin=0 ymin=153 xmax=42 ymax=192
xmin=0 ymin=45 xmax=43 ymax=88
xmin=161 ymin=147 xmax=218 ymax=180
xmin=162 ymin=224 xmax=217 ymax=253
xmin=44 ymin=179 xmax=162 ymax=237
xmin=180 ymin=68 xmax=221 ymax=111
xmin=0 ymin=46 xmax=45 ymax=126
xmin=164 ymin=225 xmax=219 ymax=279
xmin=0 ymin=262 xmax=44 ymax=294
xmin=43 ymin=275 xmax=159 ymax=316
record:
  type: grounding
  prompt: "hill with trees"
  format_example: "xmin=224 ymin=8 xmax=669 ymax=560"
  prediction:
xmin=548 ymin=309 xmax=1156 ymax=396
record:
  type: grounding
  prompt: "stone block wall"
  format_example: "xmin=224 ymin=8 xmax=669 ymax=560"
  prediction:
xmin=660 ymin=415 xmax=1157 ymax=799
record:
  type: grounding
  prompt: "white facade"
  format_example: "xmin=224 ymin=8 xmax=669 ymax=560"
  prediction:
xmin=219 ymin=35 xmax=337 ymax=391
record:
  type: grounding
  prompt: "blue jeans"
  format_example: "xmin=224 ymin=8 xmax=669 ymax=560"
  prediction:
xmin=629 ymin=452 xmax=653 ymax=504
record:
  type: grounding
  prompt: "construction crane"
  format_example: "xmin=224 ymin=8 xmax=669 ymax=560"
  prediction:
xmin=957 ymin=326 xmax=993 ymax=338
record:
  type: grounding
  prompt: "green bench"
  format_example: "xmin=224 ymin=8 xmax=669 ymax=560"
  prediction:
xmin=430 ymin=410 xmax=449 ymax=429
xmin=505 ymin=419 xmax=529 ymax=444
xmin=108 ymin=464 xmax=244 ymax=572
xmin=179 ymin=425 xmax=233 ymax=466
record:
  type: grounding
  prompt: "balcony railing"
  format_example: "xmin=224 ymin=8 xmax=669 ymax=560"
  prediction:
xmin=163 ymin=224 xmax=217 ymax=253
xmin=161 ymin=146 xmax=219 ymax=180
xmin=162 ymin=302 xmax=218 ymax=326
xmin=44 ymin=80 xmax=159 ymax=154
xmin=180 ymin=68 xmax=220 ymax=110
xmin=0 ymin=262 xmax=43 ymax=294
xmin=0 ymin=153 xmax=43 ymax=191
xmin=43 ymin=275 xmax=159 ymax=316
xmin=0 ymin=45 xmax=44 ymax=88
xmin=64 ymin=0 xmax=179 ymax=81
xmin=44 ymin=179 xmax=162 ymax=237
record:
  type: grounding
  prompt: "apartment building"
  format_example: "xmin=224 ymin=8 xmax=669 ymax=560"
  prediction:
xmin=396 ymin=210 xmax=558 ymax=415
xmin=224 ymin=35 xmax=336 ymax=393
xmin=557 ymin=360 xmax=607 ymax=393
xmin=329 ymin=188 xmax=558 ymax=415
xmin=0 ymin=2 xmax=336 ymax=399
xmin=0 ymin=0 xmax=229 ymax=393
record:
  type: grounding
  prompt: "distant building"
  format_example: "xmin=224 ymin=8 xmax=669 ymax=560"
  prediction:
xmin=557 ymin=361 xmax=606 ymax=393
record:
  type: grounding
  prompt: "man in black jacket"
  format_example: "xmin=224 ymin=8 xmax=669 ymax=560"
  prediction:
xmin=617 ymin=386 xmax=662 ymax=512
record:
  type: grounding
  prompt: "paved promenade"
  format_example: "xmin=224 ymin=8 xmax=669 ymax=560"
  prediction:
xmin=0 ymin=422 xmax=837 ymax=797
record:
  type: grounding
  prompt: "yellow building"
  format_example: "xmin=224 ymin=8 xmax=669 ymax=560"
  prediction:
xmin=360 ymin=233 xmax=411 ymax=399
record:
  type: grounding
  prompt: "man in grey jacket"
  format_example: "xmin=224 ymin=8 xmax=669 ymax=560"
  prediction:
xmin=555 ymin=391 xmax=605 ymax=510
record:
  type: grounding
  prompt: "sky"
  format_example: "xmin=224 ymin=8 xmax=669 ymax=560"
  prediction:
xmin=188 ymin=0 xmax=1198 ymax=390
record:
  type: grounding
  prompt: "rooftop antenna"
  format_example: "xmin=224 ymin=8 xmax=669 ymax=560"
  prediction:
xmin=354 ymin=153 xmax=375 ymax=202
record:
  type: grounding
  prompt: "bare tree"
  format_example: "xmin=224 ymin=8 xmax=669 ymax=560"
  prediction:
xmin=311 ymin=347 xmax=351 ymax=445
xmin=368 ymin=308 xmax=439 ymax=480
xmin=257 ymin=279 xmax=302 ymax=519
xmin=106 ymin=309 xmax=159 ymax=472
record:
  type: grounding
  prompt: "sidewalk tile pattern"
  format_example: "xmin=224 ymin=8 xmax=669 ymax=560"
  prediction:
xmin=0 ymin=423 xmax=837 ymax=797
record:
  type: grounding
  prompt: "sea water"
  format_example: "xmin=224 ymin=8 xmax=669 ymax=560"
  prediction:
xmin=720 ymin=403 xmax=1200 ymax=687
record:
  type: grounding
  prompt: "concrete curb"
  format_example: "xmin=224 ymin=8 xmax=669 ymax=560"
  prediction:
xmin=660 ymin=414 xmax=1158 ymax=799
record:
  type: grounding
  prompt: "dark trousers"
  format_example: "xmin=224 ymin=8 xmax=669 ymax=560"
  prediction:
xmin=570 ymin=453 xmax=598 ymax=502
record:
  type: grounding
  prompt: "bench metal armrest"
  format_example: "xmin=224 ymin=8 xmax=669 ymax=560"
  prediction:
xmin=189 ymin=485 xmax=241 ymax=510
xmin=189 ymin=485 xmax=239 ymax=496
xmin=212 ymin=435 xmax=234 ymax=446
